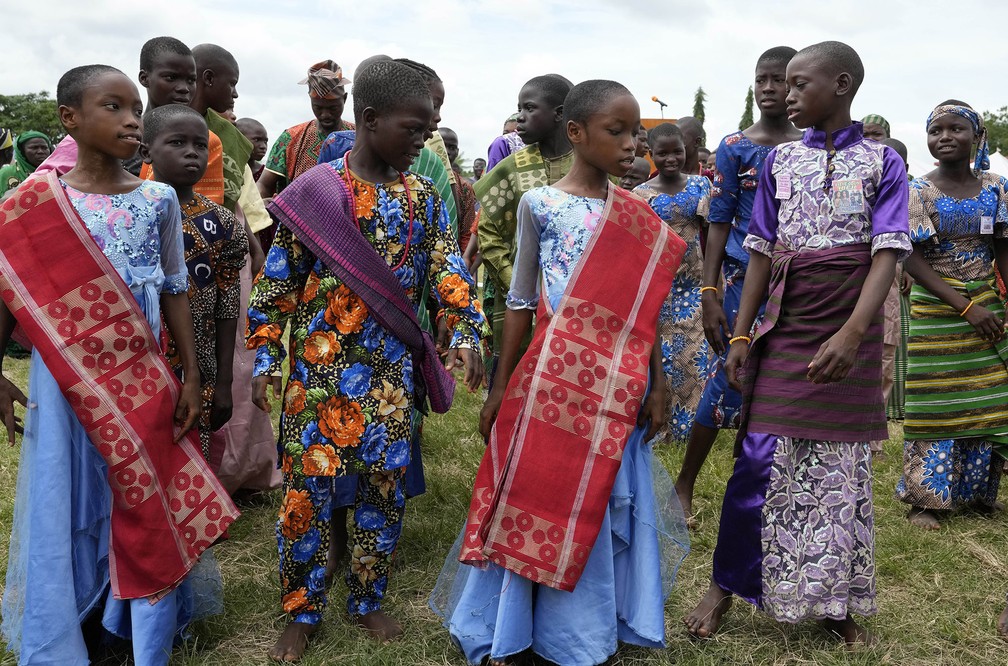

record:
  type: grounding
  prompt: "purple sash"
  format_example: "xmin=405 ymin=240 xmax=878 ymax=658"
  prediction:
xmin=266 ymin=163 xmax=454 ymax=413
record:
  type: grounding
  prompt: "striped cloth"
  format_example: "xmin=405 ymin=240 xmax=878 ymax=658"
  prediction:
xmin=887 ymin=286 xmax=910 ymax=420
xmin=904 ymin=278 xmax=1008 ymax=444
xmin=739 ymin=243 xmax=888 ymax=444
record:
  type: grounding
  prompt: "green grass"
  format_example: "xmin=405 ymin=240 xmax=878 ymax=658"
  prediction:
xmin=1 ymin=357 xmax=1006 ymax=665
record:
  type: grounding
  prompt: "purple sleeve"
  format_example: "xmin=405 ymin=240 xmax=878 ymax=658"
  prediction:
xmin=707 ymin=136 xmax=739 ymax=224
xmin=486 ymin=136 xmax=510 ymax=171
xmin=872 ymin=146 xmax=911 ymax=237
xmin=742 ymin=148 xmax=780 ymax=254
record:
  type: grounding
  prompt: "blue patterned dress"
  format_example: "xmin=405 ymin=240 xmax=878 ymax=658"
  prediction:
xmin=635 ymin=176 xmax=711 ymax=442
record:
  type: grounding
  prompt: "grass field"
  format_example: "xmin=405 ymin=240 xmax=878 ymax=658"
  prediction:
xmin=1 ymin=355 xmax=1006 ymax=665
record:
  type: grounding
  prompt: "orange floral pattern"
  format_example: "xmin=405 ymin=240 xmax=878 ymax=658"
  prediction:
xmin=301 ymin=443 xmax=341 ymax=475
xmin=282 ymin=588 xmax=311 ymax=614
xmin=280 ymin=489 xmax=313 ymax=540
xmin=316 ymin=396 xmax=365 ymax=446
xmin=302 ymin=330 xmax=340 ymax=365
xmin=438 ymin=273 xmax=471 ymax=308
xmin=284 ymin=380 xmax=307 ymax=416
xmin=324 ymin=284 xmax=369 ymax=334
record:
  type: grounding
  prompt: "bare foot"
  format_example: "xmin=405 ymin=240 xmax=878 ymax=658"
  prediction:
xmin=674 ymin=480 xmax=698 ymax=530
xmin=684 ymin=582 xmax=732 ymax=638
xmin=907 ymin=507 xmax=941 ymax=530
xmin=356 ymin=609 xmax=403 ymax=642
xmin=268 ymin=621 xmax=317 ymax=662
xmin=998 ymin=601 xmax=1008 ymax=640
xmin=820 ymin=615 xmax=873 ymax=649
xmin=325 ymin=508 xmax=349 ymax=589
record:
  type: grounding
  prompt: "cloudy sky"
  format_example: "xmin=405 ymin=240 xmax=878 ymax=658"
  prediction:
xmin=6 ymin=0 xmax=1006 ymax=176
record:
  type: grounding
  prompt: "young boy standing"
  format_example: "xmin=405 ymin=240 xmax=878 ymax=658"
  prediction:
xmin=475 ymin=74 xmax=573 ymax=383
xmin=685 ymin=41 xmax=910 ymax=647
xmin=142 ymin=104 xmax=247 ymax=460
xmin=247 ymin=60 xmax=485 ymax=660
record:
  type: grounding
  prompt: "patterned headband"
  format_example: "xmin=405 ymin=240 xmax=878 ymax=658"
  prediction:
xmin=298 ymin=60 xmax=350 ymax=100
xmin=860 ymin=114 xmax=890 ymax=136
xmin=926 ymin=104 xmax=989 ymax=175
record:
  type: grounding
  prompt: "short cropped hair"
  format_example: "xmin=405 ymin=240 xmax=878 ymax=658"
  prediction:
xmin=562 ymin=79 xmax=631 ymax=126
xmin=524 ymin=74 xmax=574 ymax=109
xmin=797 ymin=41 xmax=864 ymax=94
xmin=192 ymin=43 xmax=238 ymax=72
xmin=757 ymin=46 xmax=798 ymax=68
xmin=57 ymin=64 xmax=123 ymax=107
xmin=395 ymin=58 xmax=441 ymax=83
xmin=648 ymin=122 xmax=682 ymax=145
xmin=139 ymin=36 xmax=191 ymax=72
xmin=143 ymin=103 xmax=206 ymax=144
xmin=352 ymin=60 xmax=431 ymax=122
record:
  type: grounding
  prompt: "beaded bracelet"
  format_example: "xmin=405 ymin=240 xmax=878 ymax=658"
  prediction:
xmin=700 ymin=286 xmax=718 ymax=295
xmin=960 ymin=300 xmax=974 ymax=317
xmin=729 ymin=335 xmax=752 ymax=345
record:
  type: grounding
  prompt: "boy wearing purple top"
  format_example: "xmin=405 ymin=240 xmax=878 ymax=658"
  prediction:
xmin=684 ymin=41 xmax=910 ymax=647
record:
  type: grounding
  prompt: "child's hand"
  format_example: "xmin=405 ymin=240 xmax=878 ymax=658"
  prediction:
xmin=252 ymin=375 xmax=283 ymax=412
xmin=445 ymin=347 xmax=484 ymax=392
xmin=173 ymin=380 xmax=203 ymax=443
xmin=701 ymin=292 xmax=730 ymax=356
xmin=638 ymin=387 xmax=666 ymax=441
xmin=435 ymin=317 xmax=450 ymax=356
xmin=807 ymin=328 xmax=862 ymax=384
xmin=0 ymin=375 xmax=26 ymax=446
xmin=724 ymin=342 xmax=749 ymax=391
xmin=479 ymin=387 xmax=505 ymax=441
xmin=209 ymin=384 xmax=234 ymax=431
xmin=963 ymin=303 xmax=1005 ymax=344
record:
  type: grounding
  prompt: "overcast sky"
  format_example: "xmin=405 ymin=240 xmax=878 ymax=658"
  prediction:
xmin=6 ymin=0 xmax=1006 ymax=176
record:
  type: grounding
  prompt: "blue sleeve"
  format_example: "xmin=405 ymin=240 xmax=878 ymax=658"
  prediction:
xmin=708 ymin=136 xmax=739 ymax=224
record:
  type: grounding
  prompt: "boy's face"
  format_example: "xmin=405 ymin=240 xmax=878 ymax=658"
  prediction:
xmin=784 ymin=53 xmax=840 ymax=129
xmin=144 ymin=114 xmax=210 ymax=188
xmin=651 ymin=134 xmax=686 ymax=178
xmin=569 ymin=93 xmax=640 ymax=178
xmin=371 ymin=95 xmax=435 ymax=173
xmin=438 ymin=128 xmax=459 ymax=164
xmin=21 ymin=137 xmax=51 ymax=168
xmin=140 ymin=52 xmax=197 ymax=107
xmin=473 ymin=158 xmax=486 ymax=177
xmin=516 ymin=84 xmax=559 ymax=145
xmin=754 ymin=60 xmax=789 ymax=118
xmin=635 ymin=126 xmax=649 ymax=157
xmin=60 ymin=71 xmax=143 ymax=160
xmin=202 ymin=62 xmax=239 ymax=114
xmin=311 ymin=92 xmax=347 ymax=136
xmin=619 ymin=158 xmax=650 ymax=190
xmin=862 ymin=122 xmax=888 ymax=141
xmin=238 ymin=121 xmax=269 ymax=162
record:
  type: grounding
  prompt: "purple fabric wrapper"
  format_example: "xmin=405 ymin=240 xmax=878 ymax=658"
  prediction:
xmin=267 ymin=162 xmax=455 ymax=413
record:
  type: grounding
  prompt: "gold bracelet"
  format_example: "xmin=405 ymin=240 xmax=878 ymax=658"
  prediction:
xmin=960 ymin=300 xmax=974 ymax=317
xmin=700 ymin=286 xmax=718 ymax=295
xmin=729 ymin=335 xmax=752 ymax=345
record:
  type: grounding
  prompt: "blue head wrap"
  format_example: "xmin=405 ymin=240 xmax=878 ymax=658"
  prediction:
xmin=926 ymin=104 xmax=989 ymax=176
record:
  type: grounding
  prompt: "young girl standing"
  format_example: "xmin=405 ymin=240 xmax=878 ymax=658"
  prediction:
xmin=634 ymin=122 xmax=711 ymax=442
xmin=432 ymin=80 xmax=690 ymax=666
xmin=0 ymin=65 xmax=236 ymax=665
xmin=896 ymin=102 xmax=1008 ymax=530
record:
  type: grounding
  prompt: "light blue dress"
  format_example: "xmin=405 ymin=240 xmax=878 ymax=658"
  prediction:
xmin=1 ymin=181 xmax=217 ymax=665
xmin=430 ymin=186 xmax=690 ymax=666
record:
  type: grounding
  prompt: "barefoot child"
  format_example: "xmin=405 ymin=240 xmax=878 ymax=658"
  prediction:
xmin=476 ymin=74 xmax=574 ymax=385
xmin=142 ymin=104 xmax=247 ymax=460
xmin=634 ymin=123 xmax=711 ymax=442
xmin=433 ymin=80 xmax=690 ymax=666
xmin=896 ymin=101 xmax=1008 ymax=529
xmin=674 ymin=46 xmax=802 ymax=521
xmin=246 ymin=59 xmax=485 ymax=660
xmin=0 ymin=65 xmax=237 ymax=665
xmin=685 ymin=40 xmax=910 ymax=646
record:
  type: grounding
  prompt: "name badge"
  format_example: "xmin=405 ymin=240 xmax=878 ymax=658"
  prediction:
xmin=832 ymin=178 xmax=865 ymax=215
xmin=775 ymin=173 xmax=792 ymax=199
xmin=981 ymin=216 xmax=994 ymax=235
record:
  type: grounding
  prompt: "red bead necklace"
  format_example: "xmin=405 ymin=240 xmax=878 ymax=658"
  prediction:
xmin=342 ymin=150 xmax=414 ymax=272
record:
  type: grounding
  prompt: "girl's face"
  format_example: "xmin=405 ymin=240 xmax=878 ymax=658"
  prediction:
xmin=570 ymin=92 xmax=640 ymax=178
xmin=926 ymin=114 xmax=976 ymax=163
xmin=61 ymin=71 xmax=143 ymax=160
xmin=21 ymin=137 xmax=51 ymax=168
xmin=650 ymin=134 xmax=685 ymax=178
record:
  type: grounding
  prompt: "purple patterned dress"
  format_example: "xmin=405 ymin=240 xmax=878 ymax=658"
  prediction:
xmin=711 ymin=123 xmax=911 ymax=622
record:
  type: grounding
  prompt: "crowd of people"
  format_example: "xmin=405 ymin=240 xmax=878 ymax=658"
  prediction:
xmin=0 ymin=33 xmax=1005 ymax=666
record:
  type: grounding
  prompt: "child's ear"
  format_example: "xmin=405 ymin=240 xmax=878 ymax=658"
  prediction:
xmin=566 ymin=119 xmax=583 ymax=144
xmin=139 ymin=142 xmax=152 ymax=164
xmin=835 ymin=71 xmax=853 ymax=97
xmin=201 ymin=68 xmax=214 ymax=88
xmin=58 ymin=105 xmax=78 ymax=133
xmin=361 ymin=107 xmax=379 ymax=130
xmin=138 ymin=69 xmax=150 ymax=90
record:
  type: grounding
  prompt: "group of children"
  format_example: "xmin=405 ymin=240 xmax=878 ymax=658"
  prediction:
xmin=0 ymin=33 xmax=1006 ymax=666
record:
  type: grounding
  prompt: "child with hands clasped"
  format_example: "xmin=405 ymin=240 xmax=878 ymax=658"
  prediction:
xmin=433 ymin=80 xmax=690 ymax=666
xmin=685 ymin=41 xmax=911 ymax=647
xmin=0 ymin=65 xmax=236 ymax=665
